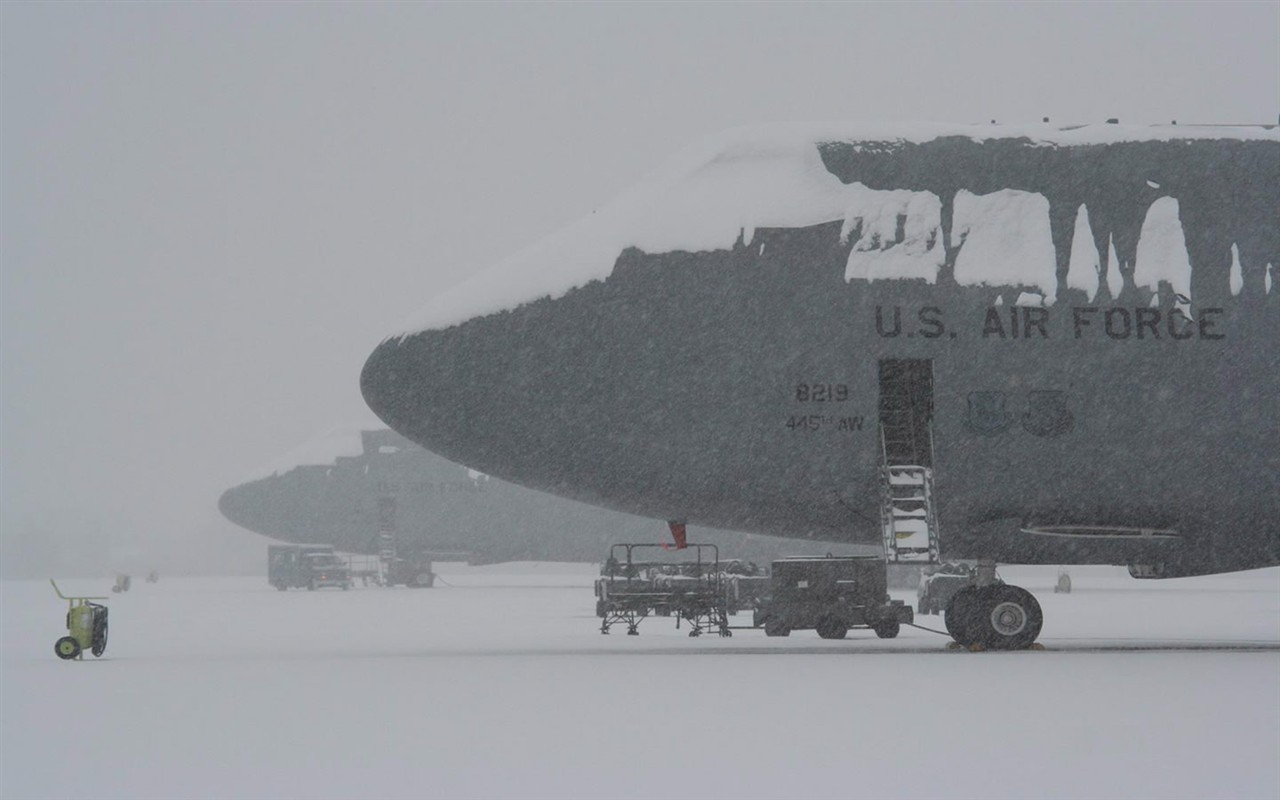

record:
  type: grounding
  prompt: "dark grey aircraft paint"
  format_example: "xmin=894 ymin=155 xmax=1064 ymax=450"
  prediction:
xmin=219 ymin=429 xmax=844 ymax=564
xmin=362 ymin=126 xmax=1279 ymax=578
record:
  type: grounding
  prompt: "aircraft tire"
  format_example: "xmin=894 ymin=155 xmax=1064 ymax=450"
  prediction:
xmin=974 ymin=585 xmax=1043 ymax=650
xmin=944 ymin=585 xmax=984 ymax=645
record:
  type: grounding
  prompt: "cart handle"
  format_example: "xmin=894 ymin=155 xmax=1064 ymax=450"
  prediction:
xmin=50 ymin=579 xmax=108 ymax=601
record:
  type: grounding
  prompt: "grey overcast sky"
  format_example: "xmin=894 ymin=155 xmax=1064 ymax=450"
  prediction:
xmin=2 ymin=2 xmax=1277 ymax=575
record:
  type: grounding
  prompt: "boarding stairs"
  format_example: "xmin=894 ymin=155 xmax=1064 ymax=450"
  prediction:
xmin=878 ymin=360 xmax=941 ymax=564
xmin=376 ymin=531 xmax=397 ymax=584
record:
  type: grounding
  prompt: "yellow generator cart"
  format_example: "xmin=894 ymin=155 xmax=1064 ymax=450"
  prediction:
xmin=50 ymin=580 xmax=109 ymax=660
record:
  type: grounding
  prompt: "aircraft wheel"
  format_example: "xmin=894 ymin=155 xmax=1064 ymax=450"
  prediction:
xmin=815 ymin=617 xmax=848 ymax=639
xmin=873 ymin=621 xmax=900 ymax=639
xmin=55 ymin=636 xmax=81 ymax=660
xmin=975 ymin=585 xmax=1043 ymax=650
xmin=944 ymin=585 xmax=984 ymax=645
xmin=764 ymin=619 xmax=791 ymax=637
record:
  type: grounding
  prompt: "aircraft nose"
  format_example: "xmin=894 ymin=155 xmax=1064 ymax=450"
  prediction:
xmin=360 ymin=308 xmax=626 ymax=500
xmin=218 ymin=480 xmax=275 ymax=536
xmin=361 ymin=325 xmax=513 ymax=477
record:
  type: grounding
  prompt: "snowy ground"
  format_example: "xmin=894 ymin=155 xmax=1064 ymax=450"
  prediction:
xmin=2 ymin=564 xmax=1277 ymax=800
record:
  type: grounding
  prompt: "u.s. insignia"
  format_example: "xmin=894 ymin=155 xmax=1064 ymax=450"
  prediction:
xmin=965 ymin=391 xmax=1012 ymax=435
xmin=1023 ymin=390 xmax=1074 ymax=437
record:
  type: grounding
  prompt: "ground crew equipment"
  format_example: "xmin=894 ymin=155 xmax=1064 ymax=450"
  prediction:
xmin=50 ymin=580 xmax=109 ymax=660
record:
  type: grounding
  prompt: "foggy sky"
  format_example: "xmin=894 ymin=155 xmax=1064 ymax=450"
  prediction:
xmin=2 ymin=2 xmax=1277 ymax=576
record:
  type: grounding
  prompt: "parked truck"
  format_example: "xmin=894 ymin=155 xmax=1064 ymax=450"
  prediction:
xmin=268 ymin=544 xmax=352 ymax=591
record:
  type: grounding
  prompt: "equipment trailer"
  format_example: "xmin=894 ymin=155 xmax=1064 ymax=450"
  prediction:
xmin=596 ymin=543 xmax=731 ymax=637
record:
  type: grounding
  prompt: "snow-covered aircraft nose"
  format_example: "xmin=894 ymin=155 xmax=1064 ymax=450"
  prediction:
xmin=361 ymin=318 xmax=550 ymax=492
xmin=361 ymin=125 xmax=919 ymax=539
xmin=359 ymin=277 xmax=765 ymax=530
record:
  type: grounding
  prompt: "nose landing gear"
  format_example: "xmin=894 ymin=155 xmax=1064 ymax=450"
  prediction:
xmin=945 ymin=583 xmax=1043 ymax=650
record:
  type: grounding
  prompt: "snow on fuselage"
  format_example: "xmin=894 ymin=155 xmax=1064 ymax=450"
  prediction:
xmin=362 ymin=122 xmax=1280 ymax=576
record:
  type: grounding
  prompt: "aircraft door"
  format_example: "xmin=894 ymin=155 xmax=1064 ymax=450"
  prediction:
xmin=877 ymin=359 xmax=934 ymax=468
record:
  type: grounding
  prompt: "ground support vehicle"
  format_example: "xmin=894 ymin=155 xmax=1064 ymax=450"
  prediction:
xmin=268 ymin=544 xmax=352 ymax=591
xmin=596 ymin=543 xmax=731 ymax=637
xmin=304 ymin=552 xmax=353 ymax=590
xmin=50 ymin=580 xmax=109 ymax=660
xmin=752 ymin=555 xmax=912 ymax=639
xmin=382 ymin=556 xmax=438 ymax=588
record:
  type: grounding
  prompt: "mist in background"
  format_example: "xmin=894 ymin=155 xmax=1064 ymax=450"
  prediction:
xmin=2 ymin=2 xmax=1276 ymax=577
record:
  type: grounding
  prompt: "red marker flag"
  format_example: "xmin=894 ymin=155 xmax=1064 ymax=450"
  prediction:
xmin=667 ymin=520 xmax=688 ymax=550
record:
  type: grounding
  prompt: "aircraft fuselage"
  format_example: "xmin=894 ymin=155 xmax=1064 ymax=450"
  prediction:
xmin=362 ymin=127 xmax=1280 ymax=578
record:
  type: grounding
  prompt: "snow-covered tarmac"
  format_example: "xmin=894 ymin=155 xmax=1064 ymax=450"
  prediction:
xmin=3 ymin=564 xmax=1277 ymax=800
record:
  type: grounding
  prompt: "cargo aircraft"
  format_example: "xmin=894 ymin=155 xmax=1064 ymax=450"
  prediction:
xmin=361 ymin=121 xmax=1279 ymax=649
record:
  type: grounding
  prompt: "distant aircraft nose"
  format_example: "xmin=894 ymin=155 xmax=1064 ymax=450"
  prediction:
xmin=218 ymin=479 xmax=298 ymax=540
xmin=217 ymin=484 xmax=256 ymax=532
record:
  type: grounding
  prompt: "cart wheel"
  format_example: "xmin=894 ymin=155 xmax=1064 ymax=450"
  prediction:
xmin=816 ymin=617 xmax=848 ymax=640
xmin=873 ymin=621 xmax=900 ymax=639
xmin=764 ymin=620 xmax=790 ymax=637
xmin=55 ymin=636 xmax=81 ymax=660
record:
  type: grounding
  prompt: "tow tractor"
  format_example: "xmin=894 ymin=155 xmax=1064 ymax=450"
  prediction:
xmin=752 ymin=555 xmax=913 ymax=639
xmin=50 ymin=580 xmax=109 ymax=660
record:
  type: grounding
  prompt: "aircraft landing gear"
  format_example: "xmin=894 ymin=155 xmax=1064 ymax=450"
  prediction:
xmin=944 ymin=583 xmax=1043 ymax=650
